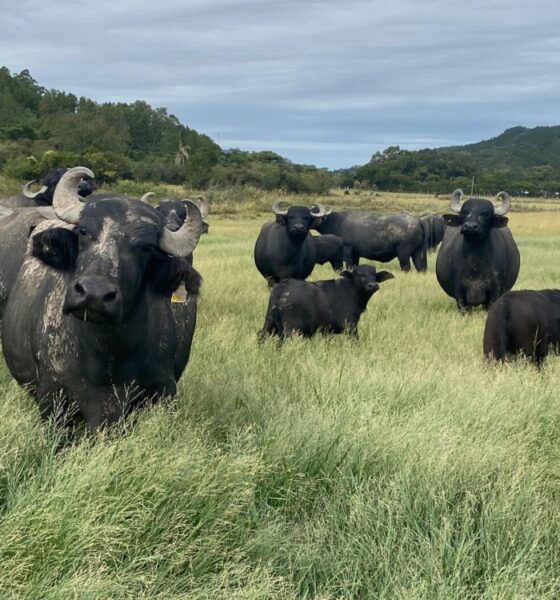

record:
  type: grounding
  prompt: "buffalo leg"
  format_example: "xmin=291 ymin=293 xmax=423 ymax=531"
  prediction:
xmin=398 ymin=253 xmax=411 ymax=272
xmin=330 ymin=257 xmax=343 ymax=272
xmin=78 ymin=389 xmax=126 ymax=433
xmin=411 ymin=245 xmax=427 ymax=272
xmin=342 ymin=244 xmax=357 ymax=269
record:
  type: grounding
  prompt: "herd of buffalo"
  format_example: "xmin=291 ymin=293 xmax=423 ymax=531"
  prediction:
xmin=0 ymin=166 xmax=558 ymax=431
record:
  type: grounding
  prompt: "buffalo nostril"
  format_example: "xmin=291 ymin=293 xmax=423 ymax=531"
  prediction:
xmin=74 ymin=282 xmax=85 ymax=296
xmin=103 ymin=290 xmax=117 ymax=303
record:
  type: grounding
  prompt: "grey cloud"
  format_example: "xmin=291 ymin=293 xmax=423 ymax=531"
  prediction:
xmin=1 ymin=0 xmax=559 ymax=168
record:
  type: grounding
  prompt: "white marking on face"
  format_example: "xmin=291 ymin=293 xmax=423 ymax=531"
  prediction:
xmin=94 ymin=217 xmax=120 ymax=278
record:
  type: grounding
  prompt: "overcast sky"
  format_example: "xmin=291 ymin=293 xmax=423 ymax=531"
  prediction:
xmin=1 ymin=0 xmax=559 ymax=169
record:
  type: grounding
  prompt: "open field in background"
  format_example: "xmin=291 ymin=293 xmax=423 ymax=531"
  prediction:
xmin=115 ymin=183 xmax=560 ymax=217
xmin=1 ymin=192 xmax=560 ymax=596
xmin=4 ymin=174 xmax=560 ymax=217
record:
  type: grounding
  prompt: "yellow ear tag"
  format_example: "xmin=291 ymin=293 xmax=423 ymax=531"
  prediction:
xmin=171 ymin=286 xmax=188 ymax=303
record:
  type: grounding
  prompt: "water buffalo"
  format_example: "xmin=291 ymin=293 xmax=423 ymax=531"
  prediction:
xmin=313 ymin=210 xmax=427 ymax=272
xmin=312 ymin=233 xmax=344 ymax=271
xmin=420 ymin=214 xmax=445 ymax=250
xmin=483 ymin=290 xmax=560 ymax=365
xmin=436 ymin=190 xmax=520 ymax=310
xmin=254 ymin=202 xmax=331 ymax=285
xmin=2 ymin=167 xmax=204 ymax=431
xmin=259 ymin=265 xmax=394 ymax=342
xmin=0 ymin=168 xmax=94 ymax=208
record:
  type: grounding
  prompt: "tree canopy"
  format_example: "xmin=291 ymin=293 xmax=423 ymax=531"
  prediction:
xmin=1 ymin=67 xmax=559 ymax=196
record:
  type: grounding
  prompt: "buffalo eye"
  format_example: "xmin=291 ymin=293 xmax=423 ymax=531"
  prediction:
xmin=78 ymin=226 xmax=88 ymax=237
xmin=138 ymin=244 xmax=156 ymax=254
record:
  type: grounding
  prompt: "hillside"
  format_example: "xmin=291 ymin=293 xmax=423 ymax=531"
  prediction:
xmin=0 ymin=67 xmax=330 ymax=194
xmin=444 ymin=126 xmax=560 ymax=172
xmin=2 ymin=66 xmax=558 ymax=196
xmin=353 ymin=126 xmax=560 ymax=196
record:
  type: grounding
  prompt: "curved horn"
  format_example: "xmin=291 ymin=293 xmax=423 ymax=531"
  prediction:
xmin=195 ymin=195 xmax=209 ymax=219
xmin=450 ymin=189 xmax=464 ymax=213
xmin=272 ymin=200 xmax=289 ymax=216
xmin=159 ymin=199 xmax=203 ymax=257
xmin=310 ymin=203 xmax=332 ymax=218
xmin=53 ymin=166 xmax=95 ymax=223
xmin=22 ymin=180 xmax=49 ymax=199
xmin=494 ymin=191 xmax=511 ymax=216
xmin=141 ymin=192 xmax=156 ymax=204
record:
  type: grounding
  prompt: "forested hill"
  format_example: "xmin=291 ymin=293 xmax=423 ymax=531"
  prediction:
xmin=445 ymin=126 xmax=560 ymax=171
xmin=349 ymin=126 xmax=560 ymax=196
xmin=0 ymin=67 xmax=331 ymax=193
xmin=1 ymin=67 xmax=559 ymax=195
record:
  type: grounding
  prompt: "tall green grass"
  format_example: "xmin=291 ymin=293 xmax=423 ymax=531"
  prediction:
xmin=1 ymin=199 xmax=560 ymax=597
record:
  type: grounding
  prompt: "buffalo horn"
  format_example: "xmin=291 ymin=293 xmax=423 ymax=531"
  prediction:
xmin=494 ymin=191 xmax=511 ymax=216
xmin=141 ymin=192 xmax=156 ymax=203
xmin=310 ymin=203 xmax=332 ymax=218
xmin=272 ymin=200 xmax=289 ymax=216
xmin=159 ymin=199 xmax=203 ymax=257
xmin=52 ymin=166 xmax=95 ymax=223
xmin=195 ymin=195 xmax=209 ymax=219
xmin=450 ymin=189 xmax=464 ymax=213
xmin=22 ymin=180 xmax=49 ymax=199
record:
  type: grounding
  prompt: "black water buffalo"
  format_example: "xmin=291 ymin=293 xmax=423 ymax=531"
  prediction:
xmin=0 ymin=168 xmax=94 ymax=208
xmin=483 ymin=290 xmax=560 ymax=365
xmin=259 ymin=265 xmax=394 ymax=341
xmin=312 ymin=233 xmax=344 ymax=271
xmin=313 ymin=210 xmax=427 ymax=272
xmin=436 ymin=189 xmax=520 ymax=310
xmin=2 ymin=167 xmax=204 ymax=431
xmin=254 ymin=202 xmax=331 ymax=285
xmin=420 ymin=214 xmax=445 ymax=250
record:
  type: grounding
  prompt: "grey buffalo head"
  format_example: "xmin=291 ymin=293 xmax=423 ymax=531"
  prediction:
xmin=442 ymin=189 xmax=511 ymax=240
xmin=23 ymin=168 xmax=94 ymax=206
xmin=30 ymin=167 xmax=203 ymax=323
xmin=272 ymin=201 xmax=331 ymax=241
xmin=155 ymin=195 xmax=209 ymax=233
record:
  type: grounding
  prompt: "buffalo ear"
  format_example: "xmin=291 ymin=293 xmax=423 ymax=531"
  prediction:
xmin=376 ymin=270 xmax=394 ymax=283
xmin=341 ymin=270 xmax=354 ymax=280
xmin=442 ymin=214 xmax=461 ymax=227
xmin=311 ymin=217 xmax=324 ymax=229
xmin=149 ymin=253 xmax=202 ymax=297
xmin=492 ymin=215 xmax=509 ymax=228
xmin=31 ymin=227 xmax=78 ymax=270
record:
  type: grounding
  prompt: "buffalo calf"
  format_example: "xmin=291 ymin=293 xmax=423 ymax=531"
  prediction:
xmin=484 ymin=290 xmax=560 ymax=365
xmin=259 ymin=265 xmax=394 ymax=342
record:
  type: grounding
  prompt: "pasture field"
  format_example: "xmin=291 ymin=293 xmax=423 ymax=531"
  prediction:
xmin=2 ymin=191 xmax=560 ymax=597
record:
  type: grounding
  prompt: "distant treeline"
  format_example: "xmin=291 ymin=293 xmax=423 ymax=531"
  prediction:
xmin=0 ymin=68 xmax=331 ymax=193
xmin=345 ymin=131 xmax=560 ymax=196
xmin=1 ymin=67 xmax=559 ymax=196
